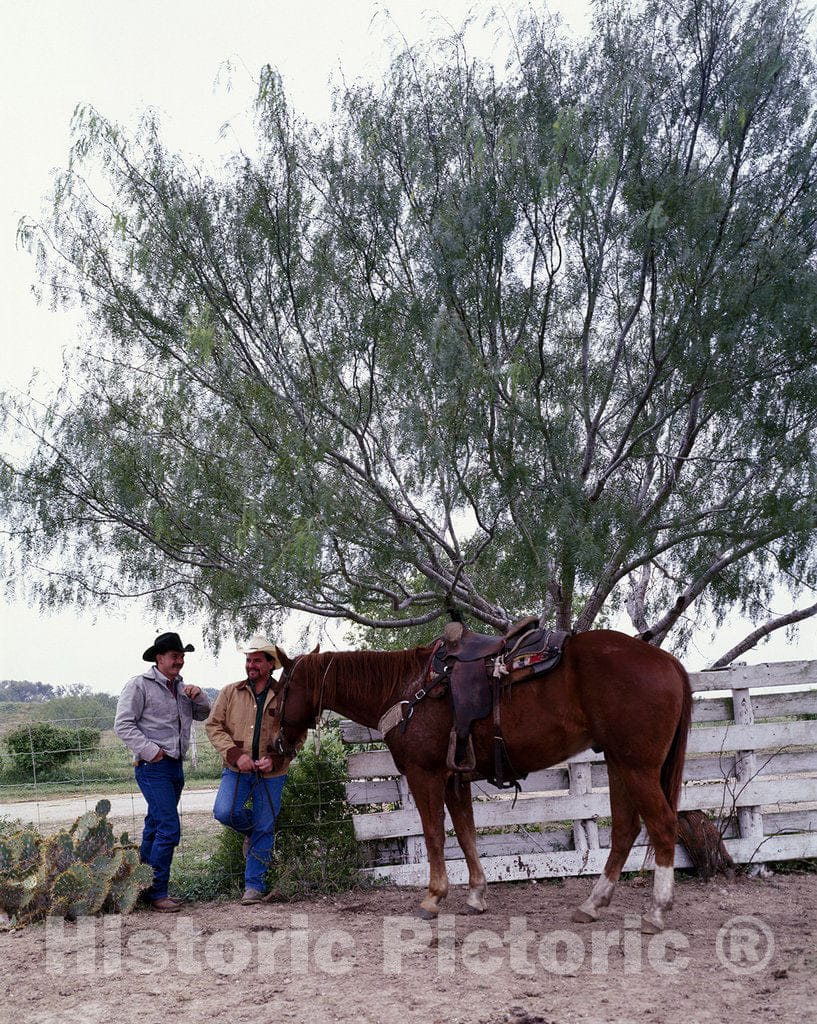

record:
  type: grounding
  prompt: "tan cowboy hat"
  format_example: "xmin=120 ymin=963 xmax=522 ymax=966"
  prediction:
xmin=237 ymin=633 xmax=282 ymax=667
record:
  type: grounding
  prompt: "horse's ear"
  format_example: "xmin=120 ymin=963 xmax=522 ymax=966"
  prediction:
xmin=275 ymin=646 xmax=292 ymax=670
xmin=310 ymin=643 xmax=320 ymax=654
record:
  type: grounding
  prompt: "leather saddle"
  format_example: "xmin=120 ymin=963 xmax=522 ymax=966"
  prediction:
xmin=432 ymin=617 xmax=569 ymax=787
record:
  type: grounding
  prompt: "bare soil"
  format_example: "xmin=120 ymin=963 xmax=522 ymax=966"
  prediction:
xmin=2 ymin=871 xmax=815 ymax=1024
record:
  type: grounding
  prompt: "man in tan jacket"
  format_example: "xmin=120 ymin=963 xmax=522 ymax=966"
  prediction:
xmin=206 ymin=634 xmax=290 ymax=905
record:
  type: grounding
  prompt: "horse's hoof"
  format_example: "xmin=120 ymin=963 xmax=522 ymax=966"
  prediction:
xmin=462 ymin=903 xmax=485 ymax=916
xmin=571 ymin=908 xmax=597 ymax=924
xmin=417 ymin=906 xmax=438 ymax=920
xmin=640 ymin=914 xmax=663 ymax=935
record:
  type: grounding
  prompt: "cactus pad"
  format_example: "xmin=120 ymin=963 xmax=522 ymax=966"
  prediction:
xmin=0 ymin=802 xmax=154 ymax=925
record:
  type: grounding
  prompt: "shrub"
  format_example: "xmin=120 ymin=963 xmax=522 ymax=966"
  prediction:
xmin=267 ymin=721 xmax=360 ymax=897
xmin=4 ymin=722 xmax=101 ymax=778
xmin=172 ymin=721 xmax=361 ymax=901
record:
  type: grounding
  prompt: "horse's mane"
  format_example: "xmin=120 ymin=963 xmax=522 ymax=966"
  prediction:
xmin=298 ymin=646 xmax=432 ymax=707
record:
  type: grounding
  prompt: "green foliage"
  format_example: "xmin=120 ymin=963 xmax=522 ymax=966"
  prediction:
xmin=173 ymin=722 xmax=360 ymax=901
xmin=3 ymin=722 xmax=101 ymax=779
xmin=0 ymin=799 xmax=151 ymax=928
xmin=2 ymin=1 xmax=817 ymax=661
xmin=767 ymin=858 xmax=817 ymax=875
xmin=170 ymin=826 xmax=244 ymax=903
xmin=0 ymin=723 xmax=223 ymax=802
xmin=267 ymin=723 xmax=359 ymax=897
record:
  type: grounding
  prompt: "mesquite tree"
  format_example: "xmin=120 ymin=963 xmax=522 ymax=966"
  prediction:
xmin=3 ymin=0 xmax=817 ymax=661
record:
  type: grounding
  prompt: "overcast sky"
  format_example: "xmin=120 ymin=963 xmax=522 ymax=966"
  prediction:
xmin=1 ymin=1 xmax=814 ymax=693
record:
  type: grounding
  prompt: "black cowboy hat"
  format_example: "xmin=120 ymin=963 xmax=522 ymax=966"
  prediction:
xmin=142 ymin=632 xmax=195 ymax=662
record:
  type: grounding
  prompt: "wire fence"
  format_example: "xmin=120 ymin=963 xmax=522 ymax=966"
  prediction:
xmin=0 ymin=715 xmax=360 ymax=899
xmin=0 ymin=717 xmax=223 ymax=798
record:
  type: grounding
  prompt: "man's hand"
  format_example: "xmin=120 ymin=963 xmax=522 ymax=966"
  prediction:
xmin=183 ymin=685 xmax=202 ymax=700
xmin=149 ymin=750 xmax=165 ymax=763
xmin=254 ymin=756 xmax=273 ymax=772
xmin=236 ymin=753 xmax=255 ymax=772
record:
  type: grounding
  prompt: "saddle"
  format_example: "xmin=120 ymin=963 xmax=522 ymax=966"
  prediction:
xmin=432 ymin=617 xmax=569 ymax=788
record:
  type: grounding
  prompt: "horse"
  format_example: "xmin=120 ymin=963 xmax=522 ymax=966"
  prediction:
xmin=273 ymin=629 xmax=692 ymax=933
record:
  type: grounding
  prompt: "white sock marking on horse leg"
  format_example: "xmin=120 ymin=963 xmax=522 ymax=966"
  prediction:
xmin=652 ymin=865 xmax=674 ymax=910
xmin=642 ymin=865 xmax=674 ymax=933
xmin=576 ymin=872 xmax=616 ymax=919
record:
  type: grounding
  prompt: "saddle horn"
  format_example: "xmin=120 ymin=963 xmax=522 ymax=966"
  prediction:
xmin=444 ymin=621 xmax=464 ymax=644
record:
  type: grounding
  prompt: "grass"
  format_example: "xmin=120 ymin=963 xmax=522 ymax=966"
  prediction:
xmin=0 ymin=696 xmax=118 ymax=738
xmin=765 ymin=857 xmax=817 ymax=875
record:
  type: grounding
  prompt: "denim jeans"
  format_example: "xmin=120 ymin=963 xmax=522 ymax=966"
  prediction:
xmin=134 ymin=756 xmax=184 ymax=900
xmin=213 ymin=769 xmax=287 ymax=893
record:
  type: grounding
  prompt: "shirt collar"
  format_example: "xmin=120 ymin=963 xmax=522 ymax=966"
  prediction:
xmin=147 ymin=664 xmax=183 ymax=687
xmin=239 ymin=676 xmax=272 ymax=696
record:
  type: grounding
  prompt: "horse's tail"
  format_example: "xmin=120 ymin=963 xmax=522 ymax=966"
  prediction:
xmin=660 ymin=662 xmax=693 ymax=813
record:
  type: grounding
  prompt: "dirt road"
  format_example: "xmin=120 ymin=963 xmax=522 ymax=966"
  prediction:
xmin=0 ymin=788 xmax=216 ymax=827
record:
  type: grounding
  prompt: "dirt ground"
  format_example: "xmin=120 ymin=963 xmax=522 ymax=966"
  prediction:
xmin=2 ymin=870 xmax=815 ymax=1024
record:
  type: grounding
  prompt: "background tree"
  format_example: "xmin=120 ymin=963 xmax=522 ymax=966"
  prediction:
xmin=0 ymin=682 xmax=57 ymax=703
xmin=3 ymin=0 xmax=817 ymax=662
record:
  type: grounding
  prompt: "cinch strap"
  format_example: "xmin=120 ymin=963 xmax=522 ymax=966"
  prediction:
xmin=378 ymin=701 xmax=409 ymax=737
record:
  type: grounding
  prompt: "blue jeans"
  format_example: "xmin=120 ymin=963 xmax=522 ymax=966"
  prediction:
xmin=134 ymin=756 xmax=184 ymax=900
xmin=213 ymin=769 xmax=287 ymax=892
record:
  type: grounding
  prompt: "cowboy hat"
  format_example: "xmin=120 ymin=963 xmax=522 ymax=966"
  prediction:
xmin=237 ymin=633 xmax=282 ymax=667
xmin=142 ymin=632 xmax=195 ymax=662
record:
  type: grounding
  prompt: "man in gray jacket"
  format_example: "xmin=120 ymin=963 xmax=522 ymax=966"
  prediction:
xmin=114 ymin=632 xmax=211 ymax=912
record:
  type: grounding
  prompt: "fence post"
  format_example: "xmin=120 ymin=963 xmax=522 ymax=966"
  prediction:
xmin=27 ymin=723 xmax=38 ymax=791
xmin=396 ymin=774 xmax=427 ymax=864
xmin=732 ymin=687 xmax=763 ymax=840
xmin=568 ymin=759 xmax=599 ymax=856
xmin=189 ymin=722 xmax=198 ymax=769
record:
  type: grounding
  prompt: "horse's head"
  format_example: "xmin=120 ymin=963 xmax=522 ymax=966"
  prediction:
xmin=273 ymin=644 xmax=321 ymax=758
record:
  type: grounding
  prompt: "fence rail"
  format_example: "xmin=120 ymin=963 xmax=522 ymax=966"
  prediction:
xmin=340 ymin=660 xmax=817 ymax=885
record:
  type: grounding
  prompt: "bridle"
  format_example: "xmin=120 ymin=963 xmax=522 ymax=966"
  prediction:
xmin=273 ymin=653 xmax=332 ymax=758
xmin=273 ymin=661 xmax=309 ymax=758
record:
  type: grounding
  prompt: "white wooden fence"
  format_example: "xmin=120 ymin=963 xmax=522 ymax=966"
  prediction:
xmin=339 ymin=660 xmax=817 ymax=885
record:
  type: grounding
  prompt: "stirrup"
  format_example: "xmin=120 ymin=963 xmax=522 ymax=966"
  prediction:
xmin=446 ymin=729 xmax=476 ymax=772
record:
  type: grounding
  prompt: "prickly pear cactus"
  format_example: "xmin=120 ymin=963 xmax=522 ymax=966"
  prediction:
xmin=13 ymin=832 xmax=40 ymax=875
xmin=70 ymin=810 xmax=101 ymax=844
xmin=0 ymin=875 xmax=33 ymax=917
xmin=108 ymin=854 xmax=153 ymax=914
xmin=0 ymin=831 xmax=38 ymax=873
xmin=0 ymin=803 xmax=153 ymax=927
xmin=51 ymin=853 xmax=125 ymax=920
xmin=75 ymin=814 xmax=115 ymax=863
xmin=50 ymin=863 xmax=93 ymax=919
xmin=42 ymin=831 xmax=75 ymax=877
xmin=0 ymin=838 xmax=15 ymax=875
xmin=0 ymin=830 xmax=41 ymax=917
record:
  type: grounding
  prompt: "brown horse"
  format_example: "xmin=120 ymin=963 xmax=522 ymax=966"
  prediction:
xmin=274 ymin=630 xmax=692 ymax=933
